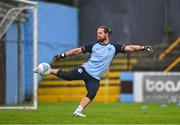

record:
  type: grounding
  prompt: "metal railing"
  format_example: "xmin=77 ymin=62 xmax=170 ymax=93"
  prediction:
xmin=164 ymin=57 xmax=180 ymax=73
xmin=159 ymin=37 xmax=180 ymax=60
xmin=158 ymin=37 xmax=180 ymax=72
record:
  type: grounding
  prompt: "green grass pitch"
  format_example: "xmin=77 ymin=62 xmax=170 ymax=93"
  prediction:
xmin=0 ymin=102 xmax=180 ymax=124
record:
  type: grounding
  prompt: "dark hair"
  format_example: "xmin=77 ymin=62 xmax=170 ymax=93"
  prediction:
xmin=99 ymin=25 xmax=112 ymax=35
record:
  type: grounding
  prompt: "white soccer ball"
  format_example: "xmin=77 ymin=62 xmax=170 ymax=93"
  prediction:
xmin=38 ymin=63 xmax=51 ymax=76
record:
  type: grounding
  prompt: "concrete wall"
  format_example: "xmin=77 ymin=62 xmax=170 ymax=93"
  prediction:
xmin=38 ymin=1 xmax=78 ymax=63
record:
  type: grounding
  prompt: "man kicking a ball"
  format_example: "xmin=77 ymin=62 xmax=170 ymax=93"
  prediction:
xmin=35 ymin=25 xmax=153 ymax=117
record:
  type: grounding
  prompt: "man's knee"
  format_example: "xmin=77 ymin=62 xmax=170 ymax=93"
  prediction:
xmin=51 ymin=69 xmax=60 ymax=75
xmin=86 ymin=90 xmax=98 ymax=101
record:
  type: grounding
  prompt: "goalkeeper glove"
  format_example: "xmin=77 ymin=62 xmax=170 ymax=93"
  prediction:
xmin=53 ymin=53 xmax=66 ymax=61
xmin=141 ymin=46 xmax=154 ymax=53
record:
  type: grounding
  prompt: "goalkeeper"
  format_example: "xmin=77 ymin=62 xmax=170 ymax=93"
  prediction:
xmin=36 ymin=25 xmax=153 ymax=117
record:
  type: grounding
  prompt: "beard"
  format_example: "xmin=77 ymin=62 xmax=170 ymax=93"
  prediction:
xmin=97 ymin=36 xmax=106 ymax=42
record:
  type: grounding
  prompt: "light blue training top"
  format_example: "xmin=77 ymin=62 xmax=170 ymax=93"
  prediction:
xmin=81 ymin=41 xmax=126 ymax=80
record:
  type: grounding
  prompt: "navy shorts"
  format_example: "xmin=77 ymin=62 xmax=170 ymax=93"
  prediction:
xmin=57 ymin=66 xmax=100 ymax=100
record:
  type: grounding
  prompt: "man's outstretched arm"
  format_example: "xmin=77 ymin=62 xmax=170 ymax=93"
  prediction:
xmin=53 ymin=47 xmax=83 ymax=61
xmin=124 ymin=45 xmax=153 ymax=53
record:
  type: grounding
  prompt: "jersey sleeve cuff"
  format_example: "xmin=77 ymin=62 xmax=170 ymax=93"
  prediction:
xmin=121 ymin=45 xmax=127 ymax=53
xmin=81 ymin=46 xmax=86 ymax=53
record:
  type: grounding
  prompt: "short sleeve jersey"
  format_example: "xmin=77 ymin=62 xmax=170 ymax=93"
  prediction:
xmin=81 ymin=42 xmax=126 ymax=80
